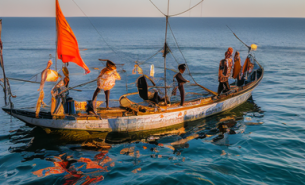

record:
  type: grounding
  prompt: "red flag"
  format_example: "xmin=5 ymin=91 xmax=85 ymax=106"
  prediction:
xmin=56 ymin=0 xmax=90 ymax=74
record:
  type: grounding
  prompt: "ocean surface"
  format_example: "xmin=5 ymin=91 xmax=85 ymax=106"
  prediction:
xmin=0 ymin=17 xmax=305 ymax=184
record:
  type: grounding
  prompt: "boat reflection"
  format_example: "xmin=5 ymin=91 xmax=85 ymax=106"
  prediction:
xmin=8 ymin=98 xmax=263 ymax=183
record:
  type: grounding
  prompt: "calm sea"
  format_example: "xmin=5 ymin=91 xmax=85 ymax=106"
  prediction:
xmin=0 ymin=17 xmax=305 ymax=184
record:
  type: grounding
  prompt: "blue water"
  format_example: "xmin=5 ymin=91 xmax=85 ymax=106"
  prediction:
xmin=0 ymin=17 xmax=305 ymax=184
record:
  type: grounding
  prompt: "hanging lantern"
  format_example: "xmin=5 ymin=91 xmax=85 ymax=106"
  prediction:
xmin=46 ymin=69 xmax=59 ymax=82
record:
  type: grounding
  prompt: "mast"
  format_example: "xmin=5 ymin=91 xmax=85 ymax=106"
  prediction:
xmin=163 ymin=0 xmax=170 ymax=105
xmin=0 ymin=19 xmax=8 ymax=106
xmin=55 ymin=0 xmax=58 ymax=71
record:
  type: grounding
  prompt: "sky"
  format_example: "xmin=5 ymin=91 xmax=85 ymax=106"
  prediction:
xmin=0 ymin=0 xmax=304 ymax=18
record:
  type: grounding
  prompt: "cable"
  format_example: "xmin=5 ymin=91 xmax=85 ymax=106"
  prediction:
xmin=149 ymin=0 xmax=204 ymax=17
xmin=72 ymin=0 xmax=134 ymax=63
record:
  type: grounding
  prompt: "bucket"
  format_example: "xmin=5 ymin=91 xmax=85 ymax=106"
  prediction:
xmin=64 ymin=97 xmax=76 ymax=115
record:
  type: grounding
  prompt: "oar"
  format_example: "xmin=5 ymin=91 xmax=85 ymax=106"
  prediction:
xmin=195 ymin=83 xmax=218 ymax=96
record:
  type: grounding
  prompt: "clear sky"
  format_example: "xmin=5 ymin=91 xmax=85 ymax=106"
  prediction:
xmin=0 ymin=0 xmax=304 ymax=17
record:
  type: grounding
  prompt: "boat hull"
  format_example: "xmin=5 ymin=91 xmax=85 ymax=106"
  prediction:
xmin=3 ymin=89 xmax=252 ymax=132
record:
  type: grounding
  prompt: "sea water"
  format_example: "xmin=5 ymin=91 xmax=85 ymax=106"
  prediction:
xmin=0 ymin=17 xmax=304 ymax=184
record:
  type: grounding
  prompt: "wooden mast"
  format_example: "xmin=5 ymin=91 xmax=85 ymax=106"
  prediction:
xmin=163 ymin=0 xmax=170 ymax=105
xmin=55 ymin=0 xmax=58 ymax=71
xmin=0 ymin=19 xmax=8 ymax=106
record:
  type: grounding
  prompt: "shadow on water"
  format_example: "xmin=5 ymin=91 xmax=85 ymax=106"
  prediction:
xmin=6 ymin=97 xmax=264 ymax=184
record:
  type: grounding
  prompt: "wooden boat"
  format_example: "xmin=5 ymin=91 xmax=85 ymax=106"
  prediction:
xmin=0 ymin=1 xmax=264 ymax=133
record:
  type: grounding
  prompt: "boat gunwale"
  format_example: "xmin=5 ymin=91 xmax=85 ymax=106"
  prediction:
xmin=121 ymin=58 xmax=264 ymax=115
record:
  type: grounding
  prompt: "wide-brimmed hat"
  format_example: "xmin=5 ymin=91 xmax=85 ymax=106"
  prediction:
xmin=106 ymin=60 xmax=116 ymax=67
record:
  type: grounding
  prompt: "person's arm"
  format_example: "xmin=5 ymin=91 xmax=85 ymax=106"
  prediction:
xmin=176 ymin=73 xmax=189 ymax=83
xmin=114 ymin=70 xmax=121 ymax=80
xmin=98 ymin=68 xmax=108 ymax=78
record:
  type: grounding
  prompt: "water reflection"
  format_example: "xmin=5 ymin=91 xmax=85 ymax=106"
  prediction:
xmin=7 ymin=98 xmax=263 ymax=183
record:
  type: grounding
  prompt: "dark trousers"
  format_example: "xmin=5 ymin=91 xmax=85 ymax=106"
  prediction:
xmin=149 ymin=92 xmax=165 ymax=104
xmin=218 ymin=81 xmax=230 ymax=95
xmin=178 ymin=84 xmax=185 ymax=106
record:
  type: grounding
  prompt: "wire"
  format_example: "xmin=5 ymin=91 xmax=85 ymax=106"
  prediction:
xmin=149 ymin=0 xmax=204 ymax=17
xmin=226 ymin=25 xmax=250 ymax=50
xmin=149 ymin=0 xmax=167 ymax=16
xmin=170 ymin=0 xmax=204 ymax=17
xmin=72 ymin=0 xmax=134 ymax=63
xmin=167 ymin=21 xmax=217 ymax=95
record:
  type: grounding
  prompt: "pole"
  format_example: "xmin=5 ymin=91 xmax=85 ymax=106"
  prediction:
xmin=163 ymin=0 xmax=170 ymax=105
xmin=55 ymin=0 xmax=58 ymax=71
xmin=0 ymin=19 xmax=8 ymax=106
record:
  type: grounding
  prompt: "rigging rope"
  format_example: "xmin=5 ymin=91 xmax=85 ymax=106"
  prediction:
xmin=137 ymin=48 xmax=163 ymax=65
xmin=226 ymin=25 xmax=250 ymax=50
xmin=57 ymin=78 xmax=97 ymax=97
xmin=72 ymin=0 xmax=134 ymax=63
xmin=149 ymin=0 xmax=167 ymax=16
xmin=149 ymin=0 xmax=204 ymax=17
xmin=167 ymin=21 xmax=217 ymax=96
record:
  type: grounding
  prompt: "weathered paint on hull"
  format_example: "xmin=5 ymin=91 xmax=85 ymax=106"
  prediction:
xmin=9 ymin=89 xmax=253 ymax=132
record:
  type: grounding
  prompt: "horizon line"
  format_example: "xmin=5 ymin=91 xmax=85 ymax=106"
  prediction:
xmin=1 ymin=16 xmax=304 ymax=18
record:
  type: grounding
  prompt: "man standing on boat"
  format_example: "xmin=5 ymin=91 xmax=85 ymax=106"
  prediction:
xmin=92 ymin=60 xmax=121 ymax=113
xmin=225 ymin=47 xmax=234 ymax=78
xmin=173 ymin=64 xmax=190 ymax=106
xmin=50 ymin=66 xmax=70 ymax=115
xmin=218 ymin=59 xmax=230 ymax=96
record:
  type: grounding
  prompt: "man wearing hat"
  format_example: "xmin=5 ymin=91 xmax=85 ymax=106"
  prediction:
xmin=92 ymin=60 xmax=121 ymax=113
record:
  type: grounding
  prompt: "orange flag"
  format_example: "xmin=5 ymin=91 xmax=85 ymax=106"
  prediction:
xmin=56 ymin=0 xmax=90 ymax=74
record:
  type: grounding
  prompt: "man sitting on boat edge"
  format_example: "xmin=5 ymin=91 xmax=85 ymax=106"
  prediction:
xmin=137 ymin=75 xmax=167 ymax=105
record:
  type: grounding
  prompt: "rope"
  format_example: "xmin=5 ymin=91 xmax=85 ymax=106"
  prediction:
xmin=167 ymin=21 xmax=217 ymax=96
xmin=72 ymin=0 xmax=134 ymax=63
xmin=149 ymin=0 xmax=204 ymax=17
xmin=8 ymin=77 xmax=40 ymax=84
xmin=170 ymin=0 xmax=204 ymax=17
xmin=137 ymin=48 xmax=163 ymax=65
xmin=57 ymin=78 xmax=97 ymax=96
xmin=149 ymin=0 xmax=166 ymax=16
xmin=226 ymin=25 xmax=250 ymax=50
xmin=168 ymin=22 xmax=192 ymax=76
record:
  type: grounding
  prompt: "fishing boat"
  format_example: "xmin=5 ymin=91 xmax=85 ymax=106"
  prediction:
xmin=0 ymin=0 xmax=264 ymax=133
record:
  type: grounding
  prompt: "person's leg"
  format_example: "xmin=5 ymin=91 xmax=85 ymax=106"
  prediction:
xmin=224 ymin=81 xmax=230 ymax=91
xmin=178 ymin=84 xmax=185 ymax=106
xmin=92 ymin=88 xmax=101 ymax=114
xmin=104 ymin=90 xmax=110 ymax=109
xmin=218 ymin=82 xmax=224 ymax=95
xmin=152 ymin=92 xmax=159 ymax=104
